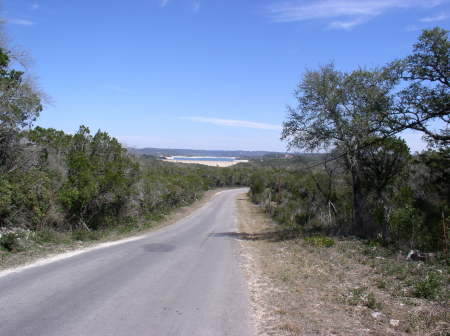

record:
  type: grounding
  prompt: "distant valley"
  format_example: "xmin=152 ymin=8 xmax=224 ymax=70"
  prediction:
xmin=128 ymin=147 xmax=285 ymax=159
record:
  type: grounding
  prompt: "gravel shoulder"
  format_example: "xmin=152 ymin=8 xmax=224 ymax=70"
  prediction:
xmin=235 ymin=194 xmax=449 ymax=336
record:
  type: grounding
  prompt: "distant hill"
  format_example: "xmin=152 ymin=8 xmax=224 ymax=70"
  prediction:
xmin=128 ymin=147 xmax=285 ymax=159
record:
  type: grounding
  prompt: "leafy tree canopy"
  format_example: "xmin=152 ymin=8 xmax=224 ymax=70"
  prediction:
xmin=387 ymin=27 xmax=449 ymax=147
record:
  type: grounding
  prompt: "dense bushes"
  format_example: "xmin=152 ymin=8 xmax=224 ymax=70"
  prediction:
xmin=58 ymin=126 xmax=140 ymax=230
xmin=247 ymin=148 xmax=448 ymax=253
xmin=0 ymin=126 xmax=252 ymax=236
xmin=138 ymin=156 xmax=250 ymax=216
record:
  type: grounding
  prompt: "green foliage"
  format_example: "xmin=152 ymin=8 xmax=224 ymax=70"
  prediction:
xmin=0 ymin=170 xmax=54 ymax=229
xmin=58 ymin=126 xmax=139 ymax=230
xmin=376 ymin=278 xmax=387 ymax=289
xmin=17 ymin=171 xmax=53 ymax=224
xmin=0 ymin=232 xmax=24 ymax=252
xmin=1 ymin=118 xmax=255 ymax=248
xmin=139 ymin=157 xmax=251 ymax=218
xmin=71 ymin=229 xmax=102 ymax=241
xmin=304 ymin=236 xmax=335 ymax=248
xmin=413 ymin=271 xmax=443 ymax=300
xmin=0 ymin=27 xmax=448 ymax=262
xmin=281 ymin=62 xmax=407 ymax=238
xmin=387 ymin=27 xmax=449 ymax=147
xmin=358 ymin=137 xmax=410 ymax=194
xmin=0 ymin=177 xmax=13 ymax=218
xmin=33 ymin=229 xmax=62 ymax=244
xmin=249 ymin=173 xmax=265 ymax=203
xmin=366 ymin=292 xmax=382 ymax=310
xmin=1 ymin=118 xmax=255 ymax=246
xmin=251 ymin=27 xmax=449 ymax=247
xmin=27 ymin=127 xmax=71 ymax=153
xmin=248 ymin=146 xmax=446 ymax=252
xmin=0 ymin=47 xmax=42 ymax=172
xmin=388 ymin=186 xmax=425 ymax=248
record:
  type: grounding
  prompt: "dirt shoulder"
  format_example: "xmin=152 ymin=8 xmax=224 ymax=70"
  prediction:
xmin=235 ymin=194 xmax=449 ymax=336
xmin=0 ymin=188 xmax=230 ymax=271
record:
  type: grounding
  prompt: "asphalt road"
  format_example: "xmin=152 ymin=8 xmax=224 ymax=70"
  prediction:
xmin=0 ymin=188 xmax=254 ymax=336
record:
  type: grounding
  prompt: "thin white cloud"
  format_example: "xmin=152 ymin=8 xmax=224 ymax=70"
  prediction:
xmin=267 ymin=0 xmax=446 ymax=29
xmin=419 ymin=12 xmax=449 ymax=22
xmin=30 ymin=3 xmax=40 ymax=10
xmin=193 ymin=0 xmax=201 ymax=12
xmin=328 ymin=17 xmax=368 ymax=30
xmin=160 ymin=0 xmax=170 ymax=7
xmin=160 ymin=0 xmax=200 ymax=12
xmin=183 ymin=117 xmax=282 ymax=131
xmin=6 ymin=18 xmax=34 ymax=26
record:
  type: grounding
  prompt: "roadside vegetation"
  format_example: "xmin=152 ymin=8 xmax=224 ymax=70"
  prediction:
xmin=0 ymin=22 xmax=448 ymax=333
xmin=0 ymin=33 xmax=252 ymax=265
xmin=236 ymin=196 xmax=448 ymax=335
xmin=0 ymin=120 xmax=251 ymax=265
xmin=248 ymin=27 xmax=449 ymax=256
xmin=238 ymin=27 xmax=448 ymax=335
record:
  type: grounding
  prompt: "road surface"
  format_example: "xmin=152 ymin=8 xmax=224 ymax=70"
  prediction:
xmin=0 ymin=188 xmax=254 ymax=336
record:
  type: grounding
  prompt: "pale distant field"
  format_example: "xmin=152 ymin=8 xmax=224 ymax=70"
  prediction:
xmin=163 ymin=158 xmax=248 ymax=167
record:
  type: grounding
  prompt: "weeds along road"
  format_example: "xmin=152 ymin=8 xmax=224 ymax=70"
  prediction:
xmin=0 ymin=188 xmax=254 ymax=336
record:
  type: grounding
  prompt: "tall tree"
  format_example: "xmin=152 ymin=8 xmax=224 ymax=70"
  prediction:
xmin=282 ymin=64 xmax=400 ymax=237
xmin=0 ymin=47 xmax=42 ymax=172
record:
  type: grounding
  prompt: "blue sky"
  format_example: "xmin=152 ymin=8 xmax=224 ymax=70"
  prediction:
xmin=3 ymin=0 xmax=450 ymax=152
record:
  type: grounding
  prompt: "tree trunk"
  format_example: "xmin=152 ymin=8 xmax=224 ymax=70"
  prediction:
xmin=350 ymin=170 xmax=372 ymax=237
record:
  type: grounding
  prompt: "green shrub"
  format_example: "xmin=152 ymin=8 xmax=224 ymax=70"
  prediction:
xmin=34 ymin=230 xmax=61 ymax=244
xmin=413 ymin=271 xmax=443 ymax=300
xmin=376 ymin=278 xmax=387 ymax=289
xmin=366 ymin=292 xmax=382 ymax=310
xmin=304 ymin=236 xmax=335 ymax=248
xmin=116 ymin=224 xmax=136 ymax=234
xmin=0 ymin=178 xmax=13 ymax=217
xmin=0 ymin=233 xmax=24 ymax=252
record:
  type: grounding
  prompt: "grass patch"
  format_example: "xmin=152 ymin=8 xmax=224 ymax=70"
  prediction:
xmin=375 ymin=278 xmax=387 ymax=289
xmin=71 ymin=229 xmax=103 ymax=241
xmin=346 ymin=286 xmax=367 ymax=306
xmin=33 ymin=229 xmax=66 ymax=244
xmin=366 ymin=292 xmax=382 ymax=310
xmin=304 ymin=236 xmax=334 ymax=248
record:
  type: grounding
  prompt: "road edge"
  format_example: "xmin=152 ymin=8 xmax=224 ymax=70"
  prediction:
xmin=0 ymin=188 xmax=236 ymax=278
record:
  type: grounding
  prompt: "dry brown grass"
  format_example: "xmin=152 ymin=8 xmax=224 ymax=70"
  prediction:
xmin=235 ymin=194 xmax=449 ymax=336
